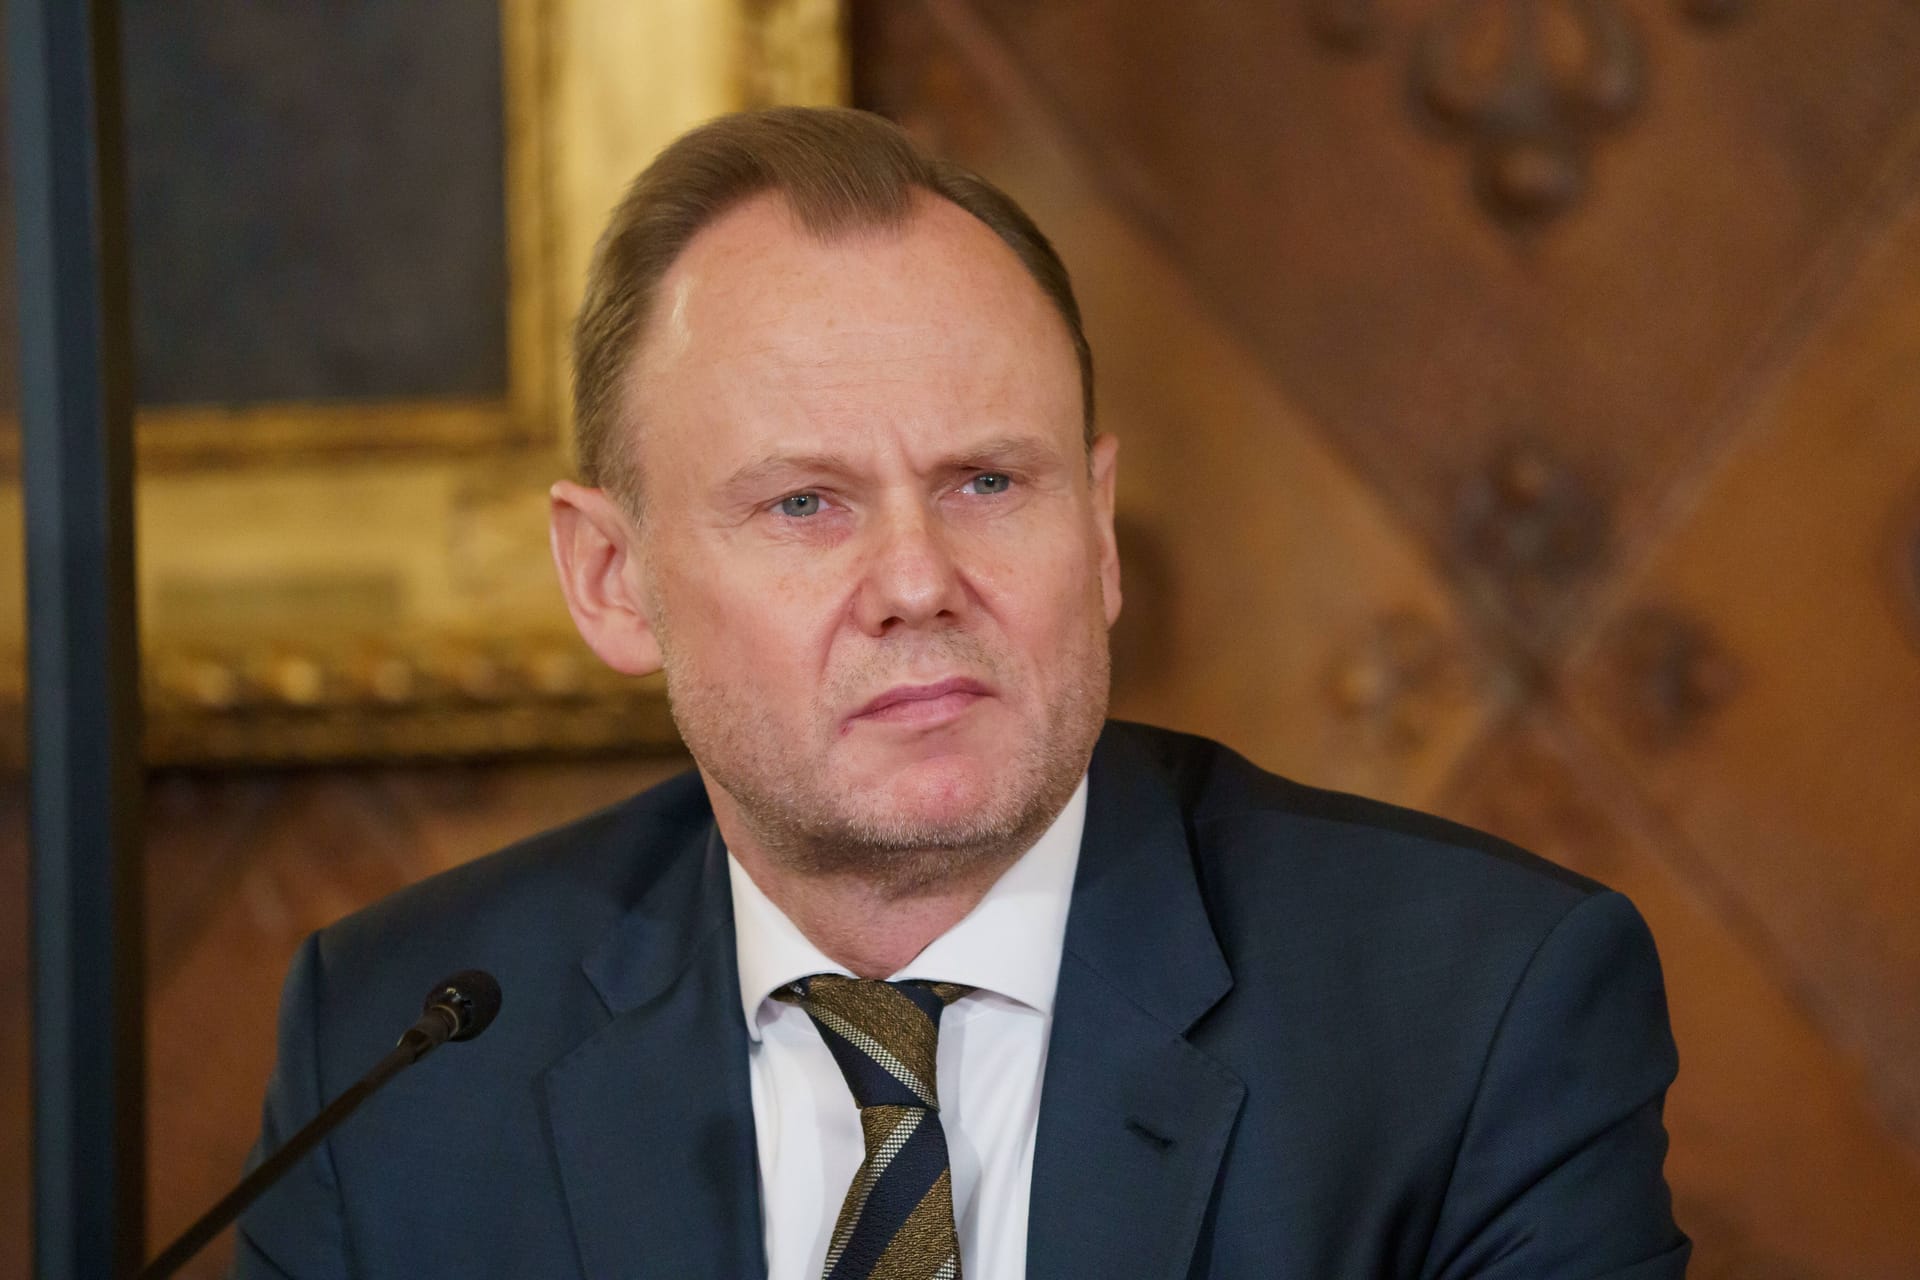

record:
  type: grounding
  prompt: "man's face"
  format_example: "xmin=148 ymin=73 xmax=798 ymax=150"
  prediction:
xmin=615 ymin=192 xmax=1119 ymax=874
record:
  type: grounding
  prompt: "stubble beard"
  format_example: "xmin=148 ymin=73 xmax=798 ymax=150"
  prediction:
xmin=659 ymin=622 xmax=1111 ymax=896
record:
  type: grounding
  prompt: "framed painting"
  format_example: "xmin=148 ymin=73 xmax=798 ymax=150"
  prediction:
xmin=0 ymin=0 xmax=847 ymax=765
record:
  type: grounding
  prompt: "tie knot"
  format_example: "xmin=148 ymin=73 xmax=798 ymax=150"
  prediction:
xmin=775 ymin=975 xmax=972 ymax=1110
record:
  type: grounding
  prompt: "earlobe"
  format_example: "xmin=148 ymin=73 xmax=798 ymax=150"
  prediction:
xmin=1090 ymin=434 xmax=1124 ymax=627
xmin=548 ymin=482 xmax=664 ymax=676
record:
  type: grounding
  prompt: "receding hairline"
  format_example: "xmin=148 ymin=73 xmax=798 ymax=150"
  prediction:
xmin=627 ymin=185 xmax=1078 ymax=376
xmin=570 ymin=107 xmax=1096 ymax=509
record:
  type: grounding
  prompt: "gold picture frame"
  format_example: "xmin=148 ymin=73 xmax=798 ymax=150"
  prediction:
xmin=0 ymin=0 xmax=847 ymax=767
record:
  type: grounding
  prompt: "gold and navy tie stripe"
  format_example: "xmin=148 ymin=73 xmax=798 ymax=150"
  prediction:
xmin=775 ymin=975 xmax=973 ymax=1280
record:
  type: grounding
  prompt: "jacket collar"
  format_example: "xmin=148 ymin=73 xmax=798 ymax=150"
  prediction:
xmin=1063 ymin=726 xmax=1233 ymax=1030
xmin=542 ymin=824 xmax=768 ymax=1279
xmin=1027 ymin=724 xmax=1246 ymax=1279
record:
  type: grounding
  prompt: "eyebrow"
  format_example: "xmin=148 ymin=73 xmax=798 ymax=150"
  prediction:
xmin=715 ymin=434 xmax=1064 ymax=503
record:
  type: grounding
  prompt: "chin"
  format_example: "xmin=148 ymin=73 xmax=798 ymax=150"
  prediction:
xmin=827 ymin=753 xmax=1020 ymax=848
xmin=870 ymin=751 xmax=999 ymax=818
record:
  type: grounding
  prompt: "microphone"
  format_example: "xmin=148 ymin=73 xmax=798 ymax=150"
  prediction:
xmin=408 ymin=969 xmax=504 ymax=1052
xmin=139 ymin=970 xmax=503 ymax=1280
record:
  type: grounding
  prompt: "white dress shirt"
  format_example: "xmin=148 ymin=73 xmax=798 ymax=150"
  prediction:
xmin=729 ymin=776 xmax=1087 ymax=1280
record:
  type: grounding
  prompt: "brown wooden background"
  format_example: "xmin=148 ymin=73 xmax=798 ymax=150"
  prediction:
xmin=845 ymin=1 xmax=1920 ymax=1275
xmin=5 ymin=1 xmax=1920 ymax=1276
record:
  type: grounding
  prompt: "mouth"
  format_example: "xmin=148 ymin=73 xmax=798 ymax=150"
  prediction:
xmin=845 ymin=677 xmax=993 ymax=729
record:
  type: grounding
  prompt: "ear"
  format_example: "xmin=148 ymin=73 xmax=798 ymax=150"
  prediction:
xmin=1089 ymin=433 xmax=1123 ymax=628
xmin=548 ymin=481 xmax=664 ymax=676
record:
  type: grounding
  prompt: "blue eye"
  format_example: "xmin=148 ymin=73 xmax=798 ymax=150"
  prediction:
xmin=964 ymin=472 xmax=1012 ymax=495
xmin=778 ymin=492 xmax=823 ymax=517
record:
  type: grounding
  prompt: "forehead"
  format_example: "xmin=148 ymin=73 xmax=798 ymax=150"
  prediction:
xmin=626 ymin=191 xmax=1081 ymax=466
xmin=649 ymin=188 xmax=1058 ymax=348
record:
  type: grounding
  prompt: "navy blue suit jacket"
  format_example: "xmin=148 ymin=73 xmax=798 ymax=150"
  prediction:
xmin=234 ymin=722 xmax=1689 ymax=1278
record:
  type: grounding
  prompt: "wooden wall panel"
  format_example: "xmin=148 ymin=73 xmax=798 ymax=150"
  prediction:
xmin=854 ymin=0 xmax=1920 ymax=1273
xmin=946 ymin=0 xmax=1920 ymax=645
xmin=1567 ymin=195 xmax=1920 ymax=1158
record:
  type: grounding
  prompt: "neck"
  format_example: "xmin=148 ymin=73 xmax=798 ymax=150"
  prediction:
xmin=726 ymin=847 xmax=1020 ymax=978
xmin=710 ymin=780 xmax=1060 ymax=977
xmin=702 ymin=767 xmax=1082 ymax=974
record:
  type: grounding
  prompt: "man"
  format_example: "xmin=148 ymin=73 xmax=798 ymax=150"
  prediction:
xmin=235 ymin=108 xmax=1688 ymax=1279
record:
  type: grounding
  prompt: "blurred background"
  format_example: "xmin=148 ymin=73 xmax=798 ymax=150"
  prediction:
xmin=3 ymin=1 xmax=1919 ymax=1276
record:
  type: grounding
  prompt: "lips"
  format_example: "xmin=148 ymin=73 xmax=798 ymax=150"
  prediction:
xmin=846 ymin=676 xmax=993 ymax=726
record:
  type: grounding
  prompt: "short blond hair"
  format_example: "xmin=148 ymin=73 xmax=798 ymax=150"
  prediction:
xmin=571 ymin=106 xmax=1094 ymax=506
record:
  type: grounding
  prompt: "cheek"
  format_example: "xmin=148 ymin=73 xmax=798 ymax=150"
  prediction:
xmin=970 ymin=534 xmax=1105 ymax=645
xmin=669 ymin=557 xmax=841 ymax=688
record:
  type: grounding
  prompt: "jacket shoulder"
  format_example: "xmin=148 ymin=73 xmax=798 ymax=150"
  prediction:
xmin=309 ymin=767 xmax=712 ymax=1011
xmin=1106 ymin=719 xmax=1602 ymax=909
xmin=1098 ymin=720 xmax=1622 ymax=1012
xmin=1099 ymin=726 xmax=1684 ymax=1275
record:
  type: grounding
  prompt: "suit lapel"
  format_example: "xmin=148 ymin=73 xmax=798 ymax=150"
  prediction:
xmin=541 ymin=826 xmax=767 ymax=1280
xmin=1028 ymin=728 xmax=1246 ymax=1280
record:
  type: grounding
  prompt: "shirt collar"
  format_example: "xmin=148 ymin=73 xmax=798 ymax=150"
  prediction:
xmin=729 ymin=775 xmax=1088 ymax=1040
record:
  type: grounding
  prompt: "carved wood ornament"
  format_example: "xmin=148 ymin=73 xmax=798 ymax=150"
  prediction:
xmin=1310 ymin=0 xmax=1755 ymax=227
xmin=1453 ymin=439 xmax=1611 ymax=621
xmin=1605 ymin=606 xmax=1741 ymax=746
xmin=1324 ymin=611 xmax=1466 ymax=753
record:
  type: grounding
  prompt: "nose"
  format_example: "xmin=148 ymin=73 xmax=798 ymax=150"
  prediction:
xmin=851 ymin=497 xmax=967 ymax=636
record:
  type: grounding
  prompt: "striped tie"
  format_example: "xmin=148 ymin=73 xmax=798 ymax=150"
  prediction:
xmin=775 ymin=974 xmax=973 ymax=1280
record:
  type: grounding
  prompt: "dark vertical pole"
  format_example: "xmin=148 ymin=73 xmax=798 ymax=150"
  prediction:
xmin=7 ymin=0 xmax=143 ymax=1276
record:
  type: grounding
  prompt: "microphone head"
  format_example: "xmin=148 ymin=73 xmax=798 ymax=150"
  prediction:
xmin=423 ymin=970 xmax=502 ymax=1043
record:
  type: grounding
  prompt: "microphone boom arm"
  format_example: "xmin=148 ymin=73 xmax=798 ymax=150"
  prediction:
xmin=138 ymin=971 xmax=499 ymax=1280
